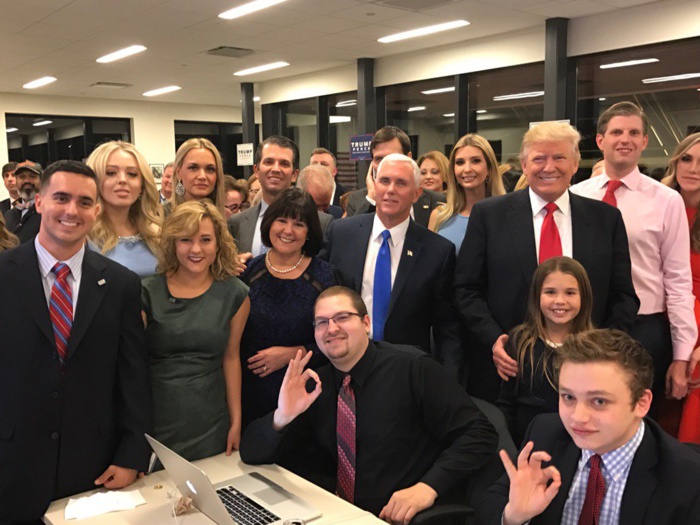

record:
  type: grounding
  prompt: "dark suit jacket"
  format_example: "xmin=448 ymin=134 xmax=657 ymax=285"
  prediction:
xmin=319 ymin=213 xmax=465 ymax=379
xmin=476 ymin=414 xmax=700 ymax=525
xmin=0 ymin=198 xmax=10 ymax=215
xmin=327 ymin=204 xmax=343 ymax=220
xmin=333 ymin=180 xmax=348 ymax=207
xmin=0 ymin=242 xmax=153 ymax=520
xmin=454 ymin=189 xmax=639 ymax=400
xmin=4 ymin=205 xmax=41 ymax=244
xmin=343 ymin=187 xmax=446 ymax=228
xmin=228 ymin=202 xmax=333 ymax=253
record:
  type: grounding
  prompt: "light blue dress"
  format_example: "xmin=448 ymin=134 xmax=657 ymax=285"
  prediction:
xmin=437 ymin=214 xmax=469 ymax=255
xmin=100 ymin=235 xmax=159 ymax=278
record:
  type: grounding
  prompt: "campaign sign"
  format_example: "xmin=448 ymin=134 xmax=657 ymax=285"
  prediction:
xmin=350 ymin=134 xmax=373 ymax=161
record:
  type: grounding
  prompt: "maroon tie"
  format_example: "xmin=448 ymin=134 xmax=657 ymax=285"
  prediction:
xmin=336 ymin=375 xmax=356 ymax=503
xmin=50 ymin=263 xmax=73 ymax=368
xmin=578 ymin=454 xmax=606 ymax=525
xmin=539 ymin=202 xmax=562 ymax=264
xmin=602 ymin=180 xmax=623 ymax=207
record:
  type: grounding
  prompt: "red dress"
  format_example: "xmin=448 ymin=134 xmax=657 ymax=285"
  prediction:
xmin=678 ymin=207 xmax=700 ymax=443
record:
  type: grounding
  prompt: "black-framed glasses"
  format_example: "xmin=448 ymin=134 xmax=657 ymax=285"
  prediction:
xmin=225 ymin=202 xmax=250 ymax=213
xmin=313 ymin=311 xmax=363 ymax=330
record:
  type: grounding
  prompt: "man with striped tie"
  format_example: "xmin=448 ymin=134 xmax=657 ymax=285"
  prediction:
xmin=0 ymin=160 xmax=152 ymax=523
xmin=241 ymin=286 xmax=497 ymax=523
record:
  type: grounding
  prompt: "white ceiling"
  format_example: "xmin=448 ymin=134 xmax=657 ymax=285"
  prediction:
xmin=0 ymin=0 xmax=661 ymax=107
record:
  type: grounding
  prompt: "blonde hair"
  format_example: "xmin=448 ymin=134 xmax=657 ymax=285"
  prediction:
xmin=663 ymin=132 xmax=700 ymax=252
xmin=86 ymin=141 xmax=162 ymax=255
xmin=171 ymin=138 xmax=226 ymax=219
xmin=417 ymin=150 xmax=449 ymax=189
xmin=520 ymin=122 xmax=581 ymax=165
xmin=433 ymin=134 xmax=505 ymax=231
xmin=158 ymin=200 xmax=239 ymax=280
xmin=0 ymin=213 xmax=19 ymax=252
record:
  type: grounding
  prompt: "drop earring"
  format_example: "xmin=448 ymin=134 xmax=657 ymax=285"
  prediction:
xmin=175 ymin=180 xmax=185 ymax=196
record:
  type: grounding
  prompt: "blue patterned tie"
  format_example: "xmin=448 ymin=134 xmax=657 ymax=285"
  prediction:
xmin=373 ymin=230 xmax=391 ymax=340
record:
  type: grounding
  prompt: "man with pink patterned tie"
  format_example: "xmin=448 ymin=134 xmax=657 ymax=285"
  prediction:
xmin=241 ymin=286 xmax=497 ymax=523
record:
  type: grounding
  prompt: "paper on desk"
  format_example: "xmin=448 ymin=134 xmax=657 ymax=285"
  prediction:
xmin=64 ymin=490 xmax=147 ymax=520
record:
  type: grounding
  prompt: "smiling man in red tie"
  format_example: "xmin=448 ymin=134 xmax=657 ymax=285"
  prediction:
xmin=0 ymin=160 xmax=152 ymax=523
xmin=240 ymin=286 xmax=497 ymax=524
xmin=455 ymin=122 xmax=639 ymax=402
xmin=476 ymin=329 xmax=700 ymax=525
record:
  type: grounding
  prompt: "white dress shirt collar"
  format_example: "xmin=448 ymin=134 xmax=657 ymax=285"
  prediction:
xmin=528 ymin=187 xmax=571 ymax=218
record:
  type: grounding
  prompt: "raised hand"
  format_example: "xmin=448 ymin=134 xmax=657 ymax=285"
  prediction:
xmin=272 ymin=349 xmax=322 ymax=431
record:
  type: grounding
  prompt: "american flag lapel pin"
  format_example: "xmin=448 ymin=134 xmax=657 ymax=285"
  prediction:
xmin=407 ymin=250 xmax=413 ymax=257
xmin=98 ymin=279 xmax=106 ymax=286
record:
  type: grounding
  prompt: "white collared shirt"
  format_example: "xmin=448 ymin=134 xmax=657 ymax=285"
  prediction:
xmin=529 ymin=188 xmax=573 ymax=260
xmin=251 ymin=199 xmax=270 ymax=257
xmin=361 ymin=214 xmax=410 ymax=338
xmin=35 ymin=237 xmax=85 ymax=316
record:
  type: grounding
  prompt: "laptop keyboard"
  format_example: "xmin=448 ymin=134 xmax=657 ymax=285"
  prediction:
xmin=216 ymin=486 xmax=280 ymax=525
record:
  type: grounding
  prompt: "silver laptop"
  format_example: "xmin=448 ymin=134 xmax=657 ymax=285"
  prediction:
xmin=145 ymin=434 xmax=321 ymax=525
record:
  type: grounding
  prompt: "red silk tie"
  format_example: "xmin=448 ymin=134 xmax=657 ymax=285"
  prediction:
xmin=539 ymin=202 xmax=562 ymax=264
xmin=50 ymin=263 xmax=73 ymax=367
xmin=336 ymin=375 xmax=356 ymax=503
xmin=578 ymin=454 xmax=606 ymax=525
xmin=602 ymin=180 xmax=623 ymax=207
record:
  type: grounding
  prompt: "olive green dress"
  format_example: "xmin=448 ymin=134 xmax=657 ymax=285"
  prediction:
xmin=142 ymin=274 xmax=249 ymax=461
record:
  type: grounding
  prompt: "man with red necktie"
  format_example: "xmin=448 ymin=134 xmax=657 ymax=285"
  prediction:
xmin=476 ymin=329 xmax=700 ymax=525
xmin=456 ymin=121 xmax=639 ymax=402
xmin=0 ymin=160 xmax=152 ymax=523
xmin=240 ymin=286 xmax=497 ymax=523
xmin=571 ymin=101 xmax=698 ymax=406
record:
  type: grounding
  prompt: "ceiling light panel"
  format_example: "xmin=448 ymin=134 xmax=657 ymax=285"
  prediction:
xmin=234 ymin=61 xmax=289 ymax=76
xmin=143 ymin=86 xmax=181 ymax=97
xmin=378 ymin=20 xmax=469 ymax=43
xmin=219 ymin=0 xmax=287 ymax=20
xmin=23 ymin=76 xmax=56 ymax=89
xmin=599 ymin=58 xmax=658 ymax=69
xmin=96 ymin=45 xmax=146 ymax=63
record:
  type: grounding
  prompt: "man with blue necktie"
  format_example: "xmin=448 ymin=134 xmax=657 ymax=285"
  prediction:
xmin=320 ymin=153 xmax=464 ymax=379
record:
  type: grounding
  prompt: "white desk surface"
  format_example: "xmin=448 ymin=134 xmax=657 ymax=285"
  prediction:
xmin=43 ymin=452 xmax=384 ymax=525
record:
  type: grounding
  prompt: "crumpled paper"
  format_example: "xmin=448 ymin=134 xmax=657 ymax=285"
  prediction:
xmin=64 ymin=489 xmax=147 ymax=520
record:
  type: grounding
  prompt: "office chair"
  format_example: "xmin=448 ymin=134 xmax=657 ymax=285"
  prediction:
xmin=411 ymin=397 xmax=518 ymax=525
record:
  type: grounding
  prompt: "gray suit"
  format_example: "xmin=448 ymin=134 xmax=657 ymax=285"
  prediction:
xmin=343 ymin=188 xmax=445 ymax=228
xmin=228 ymin=202 xmax=333 ymax=253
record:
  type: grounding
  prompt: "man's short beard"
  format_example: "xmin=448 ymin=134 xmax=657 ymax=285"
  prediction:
xmin=20 ymin=185 xmax=37 ymax=202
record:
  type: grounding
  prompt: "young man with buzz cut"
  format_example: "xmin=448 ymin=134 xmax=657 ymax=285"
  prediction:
xmin=477 ymin=329 xmax=700 ymax=525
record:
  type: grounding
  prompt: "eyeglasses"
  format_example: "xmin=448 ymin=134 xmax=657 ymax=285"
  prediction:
xmin=313 ymin=311 xmax=363 ymax=330
xmin=225 ymin=202 xmax=250 ymax=213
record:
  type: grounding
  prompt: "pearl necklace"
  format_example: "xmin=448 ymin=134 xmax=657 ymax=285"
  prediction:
xmin=266 ymin=251 xmax=305 ymax=274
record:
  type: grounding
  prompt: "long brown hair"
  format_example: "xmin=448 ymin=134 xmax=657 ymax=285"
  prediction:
xmin=0 ymin=213 xmax=18 ymax=252
xmin=662 ymin=132 xmax=700 ymax=252
xmin=511 ymin=256 xmax=594 ymax=388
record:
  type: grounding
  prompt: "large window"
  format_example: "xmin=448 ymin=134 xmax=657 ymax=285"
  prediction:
xmin=575 ymin=37 xmax=700 ymax=176
xmin=6 ymin=114 xmax=130 ymax=166
xmin=280 ymin=98 xmax=317 ymax=166
xmin=328 ymin=91 xmax=359 ymax=192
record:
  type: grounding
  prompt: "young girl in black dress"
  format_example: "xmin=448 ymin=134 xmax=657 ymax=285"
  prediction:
xmin=497 ymin=256 xmax=594 ymax=443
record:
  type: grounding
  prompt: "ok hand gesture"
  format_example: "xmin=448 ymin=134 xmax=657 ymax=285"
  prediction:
xmin=272 ymin=349 xmax=322 ymax=431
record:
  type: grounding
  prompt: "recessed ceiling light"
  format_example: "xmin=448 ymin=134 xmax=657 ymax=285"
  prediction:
xmin=599 ymin=97 xmax=607 ymax=101
xmin=219 ymin=0 xmax=287 ymax=20
xmin=443 ymin=113 xmax=455 ymax=118
xmin=143 ymin=86 xmax=181 ymax=97
xmin=234 ymin=61 xmax=289 ymax=76
xmin=33 ymin=120 xmax=52 ymax=127
xmin=336 ymin=99 xmax=357 ymax=107
xmin=330 ymin=116 xmax=352 ymax=123
xmin=379 ymin=20 xmax=469 ymax=44
xmin=493 ymin=91 xmax=544 ymax=101
xmin=642 ymin=72 xmax=700 ymax=84
xmin=6 ymin=127 xmax=18 ymax=133
xmin=599 ymin=58 xmax=658 ymax=69
xmin=96 ymin=45 xmax=146 ymax=63
xmin=476 ymin=110 xmax=487 ymax=114
xmin=407 ymin=106 xmax=426 ymax=112
xmin=23 ymin=76 xmax=56 ymax=89
xmin=253 ymin=96 xmax=261 ymax=102
xmin=421 ymin=87 xmax=455 ymax=95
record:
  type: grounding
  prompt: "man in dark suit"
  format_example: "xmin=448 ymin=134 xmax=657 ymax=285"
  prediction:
xmin=0 ymin=160 xmax=152 ymax=521
xmin=241 ymin=286 xmax=497 ymax=522
xmin=477 ymin=329 xmax=700 ymax=525
xmin=320 ymin=153 xmax=464 ymax=379
xmin=4 ymin=161 xmax=43 ymax=243
xmin=296 ymin=164 xmax=343 ymax=219
xmin=1 ymin=161 xmax=19 ymax=214
xmin=343 ymin=126 xmax=445 ymax=227
xmin=455 ymin=122 xmax=638 ymax=401
xmin=309 ymin=147 xmax=347 ymax=207
xmin=228 ymin=136 xmax=332 ymax=256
